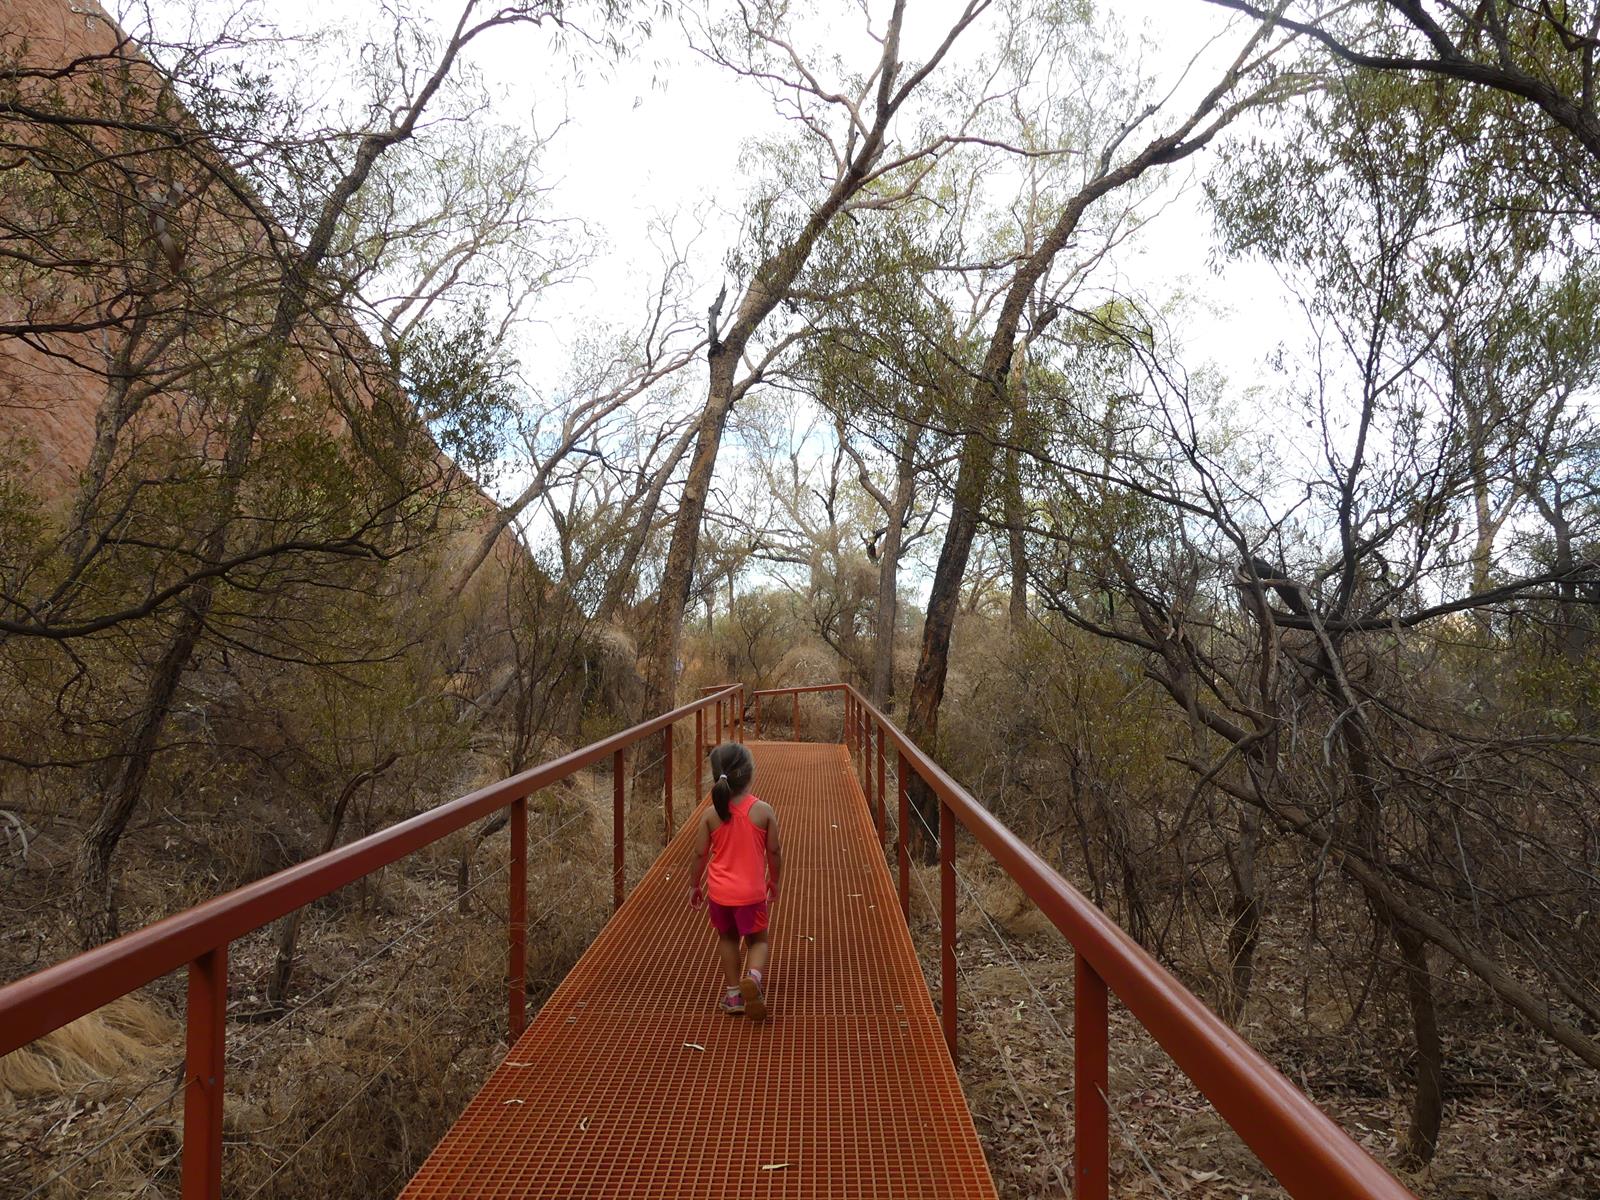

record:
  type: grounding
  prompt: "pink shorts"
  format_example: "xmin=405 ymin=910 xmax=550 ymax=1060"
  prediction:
xmin=707 ymin=898 xmax=769 ymax=937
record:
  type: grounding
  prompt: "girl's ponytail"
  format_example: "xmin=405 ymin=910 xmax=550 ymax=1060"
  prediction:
xmin=707 ymin=741 xmax=755 ymax=822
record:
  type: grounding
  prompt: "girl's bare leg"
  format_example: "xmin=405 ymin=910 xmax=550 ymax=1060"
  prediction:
xmin=744 ymin=931 xmax=770 ymax=978
xmin=716 ymin=932 xmax=742 ymax=987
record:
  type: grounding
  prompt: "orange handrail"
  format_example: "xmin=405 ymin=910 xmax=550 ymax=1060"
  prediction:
xmin=0 ymin=683 xmax=742 ymax=1199
xmin=698 ymin=682 xmax=746 ymax=744
xmin=754 ymin=682 xmax=1415 ymax=1200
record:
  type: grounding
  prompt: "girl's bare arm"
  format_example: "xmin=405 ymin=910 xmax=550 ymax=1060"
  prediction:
xmin=689 ymin=812 xmax=712 ymax=903
xmin=760 ymin=804 xmax=783 ymax=898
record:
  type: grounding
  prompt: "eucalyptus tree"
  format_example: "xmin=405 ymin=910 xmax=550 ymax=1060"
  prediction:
xmin=1206 ymin=0 xmax=1600 ymax=214
xmin=783 ymin=197 xmax=972 ymax=709
xmin=1010 ymin=51 xmax=1600 ymax=1166
xmin=448 ymin=252 xmax=707 ymax=593
xmin=0 ymin=0 xmax=625 ymax=946
xmin=635 ymin=0 xmax=1000 ymax=724
xmin=900 ymin=5 xmax=1299 ymax=852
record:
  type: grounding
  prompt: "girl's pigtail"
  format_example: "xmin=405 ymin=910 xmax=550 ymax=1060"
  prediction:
xmin=707 ymin=740 xmax=754 ymax=823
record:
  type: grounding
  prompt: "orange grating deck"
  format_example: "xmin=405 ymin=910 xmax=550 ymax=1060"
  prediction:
xmin=399 ymin=741 xmax=998 ymax=1199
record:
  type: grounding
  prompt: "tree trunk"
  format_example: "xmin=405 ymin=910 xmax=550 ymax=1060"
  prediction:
xmin=268 ymin=755 xmax=396 ymax=1004
xmin=1395 ymin=922 xmax=1444 ymax=1166
xmin=899 ymin=28 xmax=1267 ymax=851
xmin=871 ymin=425 xmax=919 ymax=710
xmin=1004 ymin=331 xmax=1032 ymax=635
xmin=901 ymin=169 xmax=1128 ymax=856
xmin=76 ymin=601 xmax=209 ymax=947
xmin=1331 ymin=668 xmax=1446 ymax=1165
xmin=634 ymin=0 xmax=949 ymax=729
xmin=70 ymin=30 xmax=476 ymax=945
xmin=60 ymin=311 xmax=156 ymax=567
xmin=905 ymin=428 xmax=993 ymax=859
xmin=639 ymin=348 xmax=741 ymax=719
xmin=1005 ymin=457 xmax=1027 ymax=634
xmin=1221 ymin=804 xmax=1263 ymax=1023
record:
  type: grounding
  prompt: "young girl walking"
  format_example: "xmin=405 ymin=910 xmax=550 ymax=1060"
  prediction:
xmin=689 ymin=742 xmax=783 ymax=1019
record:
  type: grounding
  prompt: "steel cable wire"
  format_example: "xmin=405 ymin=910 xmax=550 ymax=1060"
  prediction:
xmin=890 ymin=757 xmax=1175 ymax=1196
xmin=17 ymin=1070 xmax=189 ymax=1200
xmin=229 ymin=802 xmax=594 ymax=1064
xmin=238 ymin=970 xmax=492 ymax=1200
xmin=896 ymin=766 xmax=1072 ymax=1043
xmin=236 ymin=868 xmax=594 ymax=1200
xmin=20 ymin=789 xmax=612 ymax=1198
xmin=894 ymin=792 xmax=1071 ymax=1194
xmin=243 ymin=740 xmax=657 ymax=1053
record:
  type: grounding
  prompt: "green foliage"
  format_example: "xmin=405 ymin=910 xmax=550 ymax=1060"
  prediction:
xmin=397 ymin=303 xmax=521 ymax=487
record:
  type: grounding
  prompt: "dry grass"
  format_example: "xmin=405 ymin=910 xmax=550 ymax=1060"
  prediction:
xmin=1 ymin=763 xmax=620 ymax=1200
xmin=0 ymin=997 xmax=176 ymax=1106
xmin=901 ymin=849 xmax=1600 ymax=1200
xmin=11 ymin=745 xmax=1594 ymax=1200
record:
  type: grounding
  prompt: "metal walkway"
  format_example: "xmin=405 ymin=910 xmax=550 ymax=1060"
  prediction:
xmin=398 ymin=741 xmax=997 ymax=1199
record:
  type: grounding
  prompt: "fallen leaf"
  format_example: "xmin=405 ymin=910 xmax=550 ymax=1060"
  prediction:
xmin=503 ymin=1099 xmax=525 ymax=1106
xmin=505 ymin=1061 xmax=532 ymax=1068
xmin=578 ymin=1117 xmax=590 ymax=1132
xmin=683 ymin=1042 xmax=706 ymax=1052
xmin=761 ymin=1162 xmax=790 ymax=1171
xmin=1189 ymin=1170 xmax=1222 ymax=1182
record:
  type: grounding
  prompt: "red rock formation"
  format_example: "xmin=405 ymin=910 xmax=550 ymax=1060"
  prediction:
xmin=0 ymin=0 xmax=517 ymax=579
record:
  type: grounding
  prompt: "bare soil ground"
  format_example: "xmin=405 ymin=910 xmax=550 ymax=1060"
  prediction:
xmin=903 ymin=858 xmax=1600 ymax=1200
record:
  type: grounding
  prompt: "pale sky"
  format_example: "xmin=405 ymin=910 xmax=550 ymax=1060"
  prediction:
xmin=458 ymin=0 xmax=1294 ymax=394
xmin=126 ymin=0 xmax=1301 ymax=565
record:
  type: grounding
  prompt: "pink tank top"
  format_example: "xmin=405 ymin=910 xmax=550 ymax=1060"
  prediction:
xmin=707 ymin=794 xmax=769 ymax=906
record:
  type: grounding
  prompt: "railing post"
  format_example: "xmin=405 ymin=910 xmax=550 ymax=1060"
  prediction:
xmin=755 ymin=695 xmax=763 ymax=740
xmin=1075 ymin=952 xmax=1110 ymax=1200
xmin=863 ymin=717 xmax=874 ymax=812
xmin=695 ymin=707 xmax=704 ymax=800
xmin=845 ymin=692 xmax=854 ymax=753
xmin=509 ymin=796 xmax=527 ymax=1039
xmin=940 ymin=798 xmax=957 ymax=1064
xmin=182 ymin=945 xmax=226 ymax=1200
xmin=859 ymin=703 xmax=868 ymax=779
xmin=613 ymin=749 xmax=625 ymax=912
xmin=662 ymin=726 xmax=674 ymax=844
xmin=897 ymin=751 xmax=910 ymax=920
xmin=875 ymin=723 xmax=886 ymax=843
xmin=860 ymin=705 xmax=868 ymax=778
xmin=793 ymin=690 xmax=800 ymax=740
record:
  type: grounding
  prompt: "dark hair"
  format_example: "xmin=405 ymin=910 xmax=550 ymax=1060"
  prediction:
xmin=708 ymin=741 xmax=755 ymax=822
